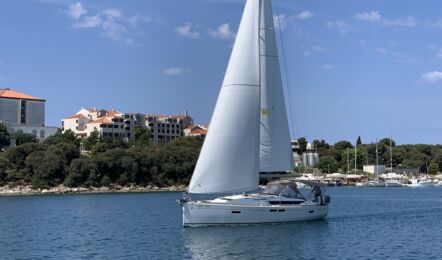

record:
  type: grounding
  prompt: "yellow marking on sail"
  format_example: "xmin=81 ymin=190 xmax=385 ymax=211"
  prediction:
xmin=261 ymin=109 xmax=268 ymax=116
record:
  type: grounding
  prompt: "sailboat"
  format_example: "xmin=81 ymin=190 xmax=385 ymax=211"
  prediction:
xmin=384 ymin=137 xmax=403 ymax=187
xmin=180 ymin=0 xmax=330 ymax=227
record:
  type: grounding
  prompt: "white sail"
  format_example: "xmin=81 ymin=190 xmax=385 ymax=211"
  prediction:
xmin=188 ymin=0 xmax=261 ymax=194
xmin=259 ymin=0 xmax=294 ymax=172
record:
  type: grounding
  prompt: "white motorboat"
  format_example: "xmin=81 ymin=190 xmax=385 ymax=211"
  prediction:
xmin=358 ymin=180 xmax=385 ymax=187
xmin=180 ymin=0 xmax=329 ymax=227
xmin=408 ymin=178 xmax=434 ymax=188
xmin=384 ymin=179 xmax=403 ymax=187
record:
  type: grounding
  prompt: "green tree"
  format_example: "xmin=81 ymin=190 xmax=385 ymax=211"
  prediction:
xmin=333 ymin=140 xmax=353 ymax=162
xmin=297 ymin=137 xmax=307 ymax=153
xmin=13 ymin=130 xmax=38 ymax=146
xmin=0 ymin=123 xmax=10 ymax=149
xmin=379 ymin=138 xmax=395 ymax=148
xmin=81 ymin=130 xmax=99 ymax=151
xmin=317 ymin=156 xmax=338 ymax=173
xmin=45 ymin=129 xmax=79 ymax=147
xmin=429 ymin=161 xmax=439 ymax=175
xmin=341 ymin=148 xmax=366 ymax=173
xmin=134 ymin=126 xmax=151 ymax=147
xmin=356 ymin=136 xmax=362 ymax=145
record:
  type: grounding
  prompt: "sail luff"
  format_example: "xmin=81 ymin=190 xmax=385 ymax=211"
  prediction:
xmin=188 ymin=0 xmax=261 ymax=194
xmin=259 ymin=0 xmax=294 ymax=172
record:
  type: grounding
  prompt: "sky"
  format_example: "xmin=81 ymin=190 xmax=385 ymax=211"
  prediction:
xmin=1 ymin=0 xmax=442 ymax=145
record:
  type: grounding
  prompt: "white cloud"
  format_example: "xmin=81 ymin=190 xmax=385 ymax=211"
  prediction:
xmin=295 ymin=11 xmax=314 ymax=20
xmin=273 ymin=15 xmax=286 ymax=30
xmin=73 ymin=15 xmax=101 ymax=28
xmin=377 ymin=48 xmax=387 ymax=54
xmin=355 ymin=11 xmax=381 ymax=22
xmin=175 ymin=22 xmax=200 ymax=39
xmin=355 ymin=11 xmax=416 ymax=28
xmin=102 ymin=8 xmax=121 ymax=18
xmin=326 ymin=20 xmax=351 ymax=35
xmin=311 ymin=45 xmax=325 ymax=52
xmin=323 ymin=64 xmax=334 ymax=70
xmin=127 ymin=14 xmax=151 ymax=27
xmin=208 ymin=23 xmax=236 ymax=41
xmin=358 ymin=38 xmax=367 ymax=45
xmin=384 ymin=16 xmax=416 ymax=27
xmin=422 ymin=71 xmax=442 ymax=83
xmin=437 ymin=48 xmax=442 ymax=59
xmin=66 ymin=2 xmax=150 ymax=45
xmin=302 ymin=50 xmax=311 ymax=57
xmin=68 ymin=2 xmax=87 ymax=19
xmin=164 ymin=67 xmax=191 ymax=76
xmin=303 ymin=45 xmax=325 ymax=57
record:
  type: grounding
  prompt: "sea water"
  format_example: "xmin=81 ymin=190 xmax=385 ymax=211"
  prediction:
xmin=1 ymin=187 xmax=442 ymax=259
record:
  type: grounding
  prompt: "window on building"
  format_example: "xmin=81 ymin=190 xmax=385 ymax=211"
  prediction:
xmin=20 ymin=100 xmax=26 ymax=124
xmin=61 ymin=121 xmax=64 ymax=126
xmin=32 ymin=130 xmax=37 ymax=136
xmin=40 ymin=130 xmax=45 ymax=139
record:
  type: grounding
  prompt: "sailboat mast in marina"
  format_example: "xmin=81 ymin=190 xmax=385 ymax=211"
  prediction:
xmin=180 ymin=0 xmax=330 ymax=227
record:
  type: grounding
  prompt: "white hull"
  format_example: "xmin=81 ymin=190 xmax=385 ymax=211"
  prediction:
xmin=408 ymin=181 xmax=433 ymax=188
xmin=384 ymin=181 xmax=403 ymax=187
xmin=183 ymin=201 xmax=328 ymax=227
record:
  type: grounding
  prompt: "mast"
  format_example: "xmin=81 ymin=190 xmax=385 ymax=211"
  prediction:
xmin=390 ymin=136 xmax=393 ymax=175
xmin=375 ymin=139 xmax=379 ymax=182
xmin=354 ymin=142 xmax=357 ymax=173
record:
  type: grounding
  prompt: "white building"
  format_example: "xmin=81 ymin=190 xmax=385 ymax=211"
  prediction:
xmin=0 ymin=88 xmax=57 ymax=140
xmin=291 ymin=140 xmax=319 ymax=168
xmin=146 ymin=111 xmax=193 ymax=144
xmin=363 ymin=165 xmax=386 ymax=175
xmin=62 ymin=108 xmax=134 ymax=140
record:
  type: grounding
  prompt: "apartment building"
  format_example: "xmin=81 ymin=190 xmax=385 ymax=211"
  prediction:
xmin=146 ymin=111 xmax=193 ymax=144
xmin=62 ymin=108 xmax=134 ymax=140
xmin=0 ymin=88 xmax=57 ymax=140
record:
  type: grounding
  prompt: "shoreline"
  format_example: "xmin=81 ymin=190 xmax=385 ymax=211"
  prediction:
xmin=0 ymin=185 xmax=187 ymax=196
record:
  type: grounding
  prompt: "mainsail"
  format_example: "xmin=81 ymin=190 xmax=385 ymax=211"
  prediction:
xmin=188 ymin=0 xmax=261 ymax=194
xmin=258 ymin=0 xmax=294 ymax=172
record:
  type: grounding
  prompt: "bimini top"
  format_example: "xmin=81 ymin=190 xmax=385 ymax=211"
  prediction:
xmin=262 ymin=181 xmax=305 ymax=200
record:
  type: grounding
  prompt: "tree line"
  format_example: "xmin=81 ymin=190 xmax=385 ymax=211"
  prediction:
xmin=2 ymin=123 xmax=441 ymax=188
xmin=0 ymin=124 xmax=203 ymax=189
xmin=303 ymin=137 xmax=442 ymax=175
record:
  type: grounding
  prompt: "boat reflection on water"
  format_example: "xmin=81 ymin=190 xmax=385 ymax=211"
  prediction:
xmin=183 ymin=220 xmax=329 ymax=259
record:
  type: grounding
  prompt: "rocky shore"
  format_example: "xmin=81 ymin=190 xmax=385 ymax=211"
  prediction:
xmin=0 ymin=184 xmax=187 ymax=196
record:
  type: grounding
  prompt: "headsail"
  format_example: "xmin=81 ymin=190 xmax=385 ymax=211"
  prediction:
xmin=259 ymin=0 xmax=294 ymax=172
xmin=188 ymin=0 xmax=261 ymax=194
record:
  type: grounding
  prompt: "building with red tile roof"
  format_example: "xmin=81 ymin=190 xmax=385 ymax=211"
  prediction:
xmin=0 ymin=88 xmax=57 ymax=142
xmin=62 ymin=107 xmax=133 ymax=140
xmin=184 ymin=124 xmax=208 ymax=138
